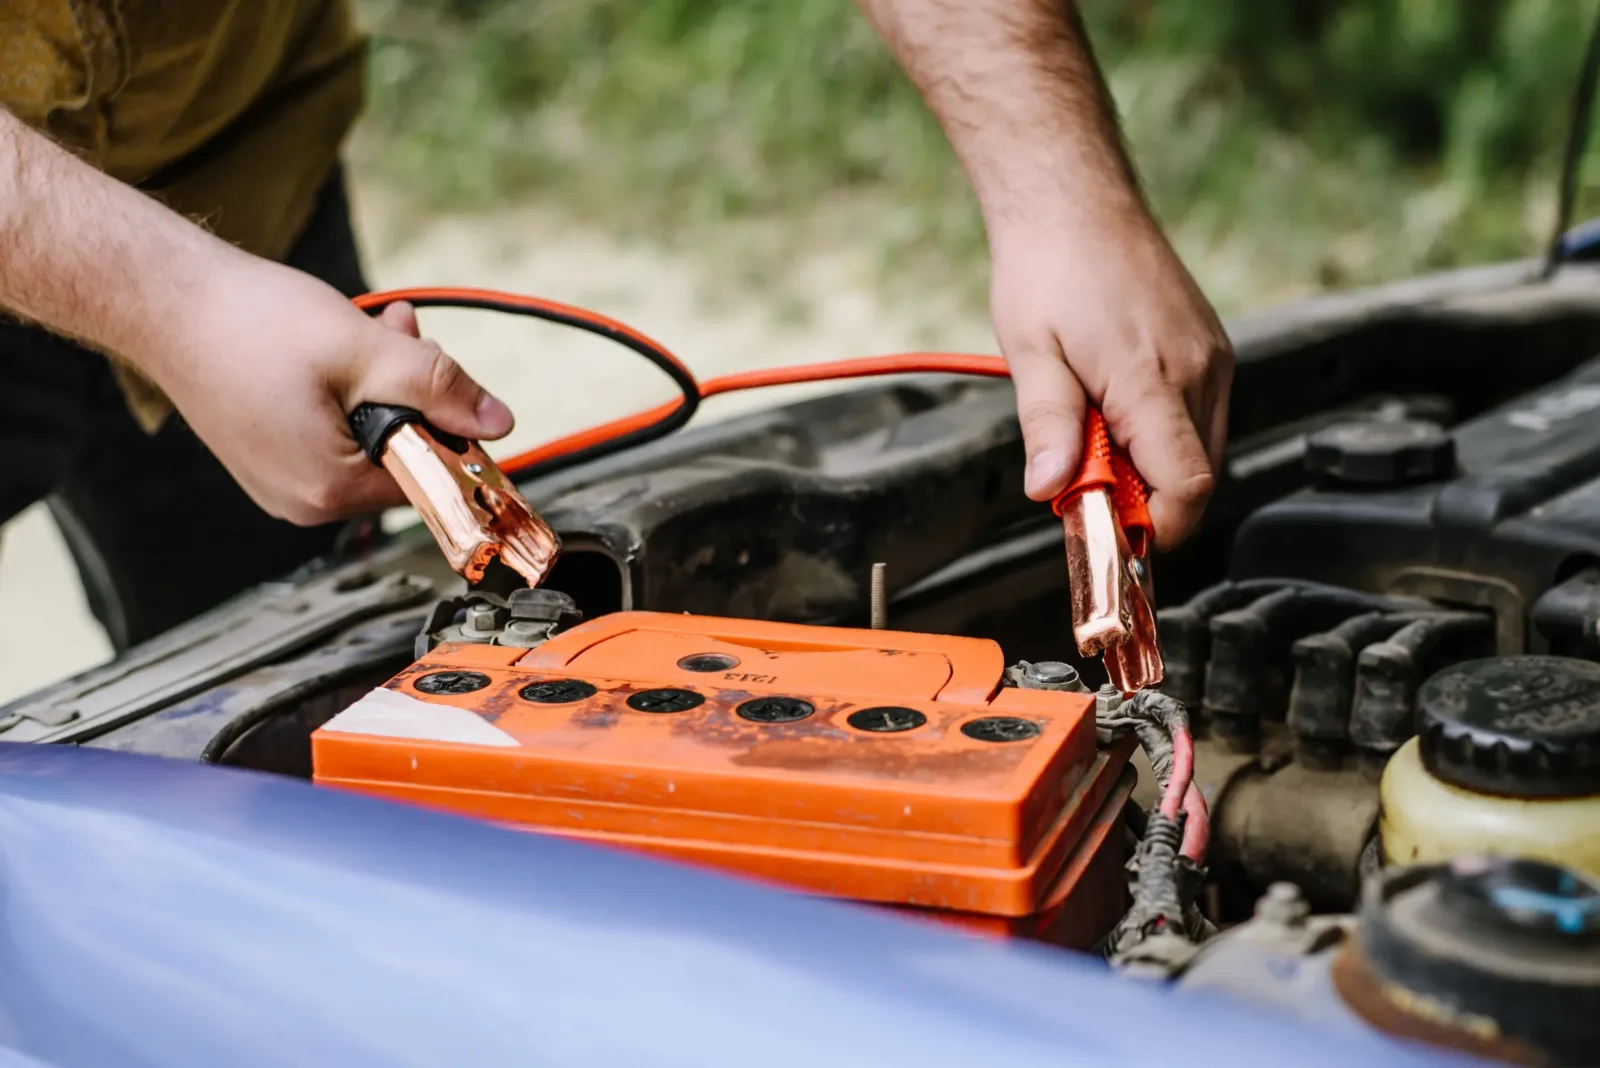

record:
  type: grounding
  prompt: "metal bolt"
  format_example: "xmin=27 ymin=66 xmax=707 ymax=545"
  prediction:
xmin=1255 ymin=882 xmax=1310 ymax=928
xmin=463 ymin=601 xmax=504 ymax=637
xmin=1096 ymin=683 xmax=1124 ymax=716
xmin=466 ymin=462 xmax=483 ymax=474
xmin=870 ymin=562 xmax=888 ymax=630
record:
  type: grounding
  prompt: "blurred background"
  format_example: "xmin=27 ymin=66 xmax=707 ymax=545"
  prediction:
xmin=2 ymin=0 xmax=1596 ymax=700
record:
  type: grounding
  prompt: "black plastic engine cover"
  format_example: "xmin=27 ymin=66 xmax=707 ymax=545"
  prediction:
xmin=1230 ymin=354 xmax=1600 ymax=657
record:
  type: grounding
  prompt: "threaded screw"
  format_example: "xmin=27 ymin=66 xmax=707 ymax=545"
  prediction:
xmin=870 ymin=562 xmax=888 ymax=630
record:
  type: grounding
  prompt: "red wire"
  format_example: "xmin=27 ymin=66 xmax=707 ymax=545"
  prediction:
xmin=353 ymin=286 xmax=1009 ymax=478
xmin=1180 ymin=780 xmax=1210 ymax=864
xmin=351 ymin=286 xmax=691 ymax=384
xmin=1160 ymin=724 xmax=1192 ymax=821
xmin=1161 ymin=724 xmax=1208 ymax=863
xmin=497 ymin=352 xmax=1010 ymax=477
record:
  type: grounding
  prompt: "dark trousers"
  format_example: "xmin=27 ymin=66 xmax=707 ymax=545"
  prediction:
xmin=0 ymin=169 xmax=367 ymax=653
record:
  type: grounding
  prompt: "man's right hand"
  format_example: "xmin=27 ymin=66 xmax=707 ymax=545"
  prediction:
xmin=147 ymin=260 xmax=513 ymax=526
xmin=0 ymin=108 xmax=512 ymax=529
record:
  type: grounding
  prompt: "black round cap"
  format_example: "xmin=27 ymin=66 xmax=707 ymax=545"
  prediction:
xmin=678 ymin=653 xmax=739 ymax=672
xmin=519 ymin=679 xmax=597 ymax=704
xmin=736 ymin=696 xmax=814 ymax=723
xmin=414 ymin=670 xmax=491 ymax=696
xmin=1304 ymin=418 xmax=1456 ymax=488
xmin=1417 ymin=656 xmax=1600 ymax=798
xmin=961 ymin=717 xmax=1041 ymax=743
xmin=626 ymin=688 xmax=704 ymax=714
xmin=1349 ymin=858 xmax=1600 ymax=1066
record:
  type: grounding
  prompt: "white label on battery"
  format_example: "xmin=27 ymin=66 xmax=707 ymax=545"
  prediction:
xmin=320 ymin=687 xmax=520 ymax=747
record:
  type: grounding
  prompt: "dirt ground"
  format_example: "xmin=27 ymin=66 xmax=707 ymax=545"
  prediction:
xmin=0 ymin=183 xmax=996 ymax=704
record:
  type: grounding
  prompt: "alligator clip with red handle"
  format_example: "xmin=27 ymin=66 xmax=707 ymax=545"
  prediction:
xmin=1052 ymin=408 xmax=1163 ymax=694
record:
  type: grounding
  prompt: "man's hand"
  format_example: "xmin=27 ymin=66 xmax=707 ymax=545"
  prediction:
xmin=992 ymin=218 xmax=1232 ymax=550
xmin=0 ymin=108 xmax=511 ymax=527
xmin=149 ymin=265 xmax=512 ymax=526
xmin=854 ymin=0 xmax=1234 ymax=549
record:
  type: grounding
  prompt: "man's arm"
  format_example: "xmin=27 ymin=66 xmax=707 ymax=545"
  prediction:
xmin=854 ymin=0 xmax=1233 ymax=549
xmin=0 ymin=108 xmax=511 ymax=525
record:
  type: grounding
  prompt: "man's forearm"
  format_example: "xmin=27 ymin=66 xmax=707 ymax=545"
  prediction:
xmin=856 ymin=1 xmax=1231 ymax=547
xmin=0 ymin=109 xmax=239 ymax=376
xmin=854 ymin=0 xmax=1145 ymax=239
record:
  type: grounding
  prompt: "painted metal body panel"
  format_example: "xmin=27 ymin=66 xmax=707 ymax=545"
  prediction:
xmin=0 ymin=744 xmax=1475 ymax=1068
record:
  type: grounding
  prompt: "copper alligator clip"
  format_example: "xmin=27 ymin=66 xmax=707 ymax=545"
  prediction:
xmin=1052 ymin=409 xmax=1163 ymax=694
xmin=348 ymin=402 xmax=560 ymax=589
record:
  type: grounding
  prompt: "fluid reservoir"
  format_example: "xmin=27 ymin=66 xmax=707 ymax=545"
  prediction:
xmin=1379 ymin=656 xmax=1600 ymax=881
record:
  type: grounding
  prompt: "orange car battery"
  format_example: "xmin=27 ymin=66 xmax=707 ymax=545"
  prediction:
xmin=310 ymin=610 xmax=1136 ymax=949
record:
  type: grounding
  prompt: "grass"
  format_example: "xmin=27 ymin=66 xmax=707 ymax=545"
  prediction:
xmin=349 ymin=0 xmax=1600 ymax=315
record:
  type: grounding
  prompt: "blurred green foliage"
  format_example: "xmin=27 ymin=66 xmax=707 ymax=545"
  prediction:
xmin=353 ymin=0 xmax=1600 ymax=311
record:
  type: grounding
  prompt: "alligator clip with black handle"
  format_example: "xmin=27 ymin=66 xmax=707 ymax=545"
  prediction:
xmin=348 ymin=402 xmax=561 ymax=591
xmin=1053 ymin=408 xmax=1163 ymax=694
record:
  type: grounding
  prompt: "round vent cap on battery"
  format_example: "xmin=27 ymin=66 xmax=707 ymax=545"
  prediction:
xmin=1304 ymin=418 xmax=1456 ymax=487
xmin=1417 ymin=656 xmax=1600 ymax=798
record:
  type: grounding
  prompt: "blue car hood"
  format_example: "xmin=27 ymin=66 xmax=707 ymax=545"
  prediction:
xmin=0 ymin=743 xmax=1475 ymax=1068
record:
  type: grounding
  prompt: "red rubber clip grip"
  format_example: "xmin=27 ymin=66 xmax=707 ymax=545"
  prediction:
xmin=1050 ymin=408 xmax=1163 ymax=693
xmin=1050 ymin=409 xmax=1153 ymax=557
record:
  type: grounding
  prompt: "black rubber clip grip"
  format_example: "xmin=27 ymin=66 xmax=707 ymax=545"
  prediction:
xmin=348 ymin=403 xmax=469 ymax=466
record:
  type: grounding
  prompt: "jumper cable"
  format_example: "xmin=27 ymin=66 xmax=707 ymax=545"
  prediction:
xmin=345 ymin=287 xmax=1163 ymax=690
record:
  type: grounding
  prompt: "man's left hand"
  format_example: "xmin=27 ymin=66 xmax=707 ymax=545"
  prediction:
xmin=990 ymin=215 xmax=1234 ymax=551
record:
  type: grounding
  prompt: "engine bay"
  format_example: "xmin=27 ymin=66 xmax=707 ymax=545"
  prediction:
xmin=7 ymin=258 xmax=1600 ymax=1065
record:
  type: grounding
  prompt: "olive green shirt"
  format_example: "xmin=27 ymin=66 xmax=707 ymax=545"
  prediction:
xmin=0 ymin=1 xmax=367 ymax=430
